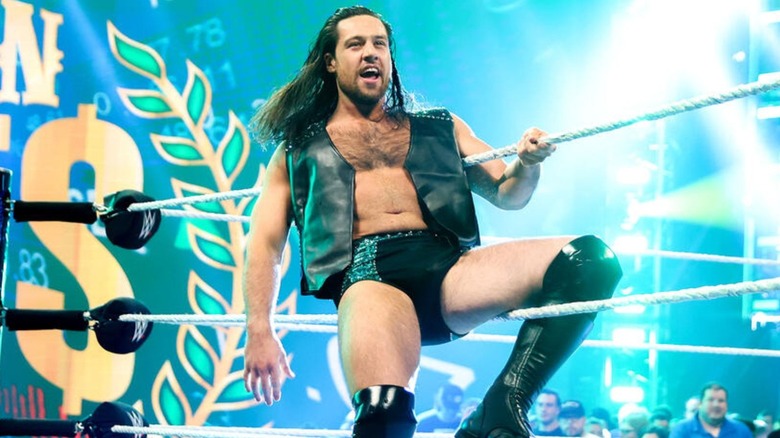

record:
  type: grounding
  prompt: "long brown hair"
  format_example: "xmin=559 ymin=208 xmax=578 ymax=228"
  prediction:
xmin=250 ymin=6 xmax=411 ymax=146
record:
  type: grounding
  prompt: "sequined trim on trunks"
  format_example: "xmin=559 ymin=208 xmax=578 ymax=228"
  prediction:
xmin=342 ymin=230 xmax=430 ymax=294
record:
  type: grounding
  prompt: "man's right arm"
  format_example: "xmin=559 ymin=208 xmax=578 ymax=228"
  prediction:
xmin=243 ymin=145 xmax=295 ymax=405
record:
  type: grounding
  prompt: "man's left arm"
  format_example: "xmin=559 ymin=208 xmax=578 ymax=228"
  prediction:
xmin=453 ymin=114 xmax=555 ymax=210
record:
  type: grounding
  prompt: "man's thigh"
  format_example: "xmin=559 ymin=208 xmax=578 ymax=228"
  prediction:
xmin=441 ymin=236 xmax=574 ymax=334
xmin=338 ymin=281 xmax=422 ymax=394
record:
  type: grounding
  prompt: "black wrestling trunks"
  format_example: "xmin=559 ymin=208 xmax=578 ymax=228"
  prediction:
xmin=336 ymin=230 xmax=466 ymax=345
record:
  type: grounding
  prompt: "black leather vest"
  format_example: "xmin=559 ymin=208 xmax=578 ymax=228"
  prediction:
xmin=286 ymin=108 xmax=480 ymax=297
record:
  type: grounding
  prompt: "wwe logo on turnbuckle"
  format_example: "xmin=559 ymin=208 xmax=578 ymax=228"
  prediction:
xmin=138 ymin=210 xmax=156 ymax=240
xmin=127 ymin=409 xmax=146 ymax=438
xmin=132 ymin=318 xmax=149 ymax=343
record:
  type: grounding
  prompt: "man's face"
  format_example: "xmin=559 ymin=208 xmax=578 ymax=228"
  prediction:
xmin=560 ymin=416 xmax=585 ymax=436
xmin=535 ymin=394 xmax=561 ymax=424
xmin=327 ymin=15 xmax=392 ymax=108
xmin=700 ymin=389 xmax=728 ymax=425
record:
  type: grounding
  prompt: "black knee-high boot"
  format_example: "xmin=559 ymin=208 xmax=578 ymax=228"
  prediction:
xmin=456 ymin=235 xmax=622 ymax=438
xmin=351 ymin=385 xmax=417 ymax=438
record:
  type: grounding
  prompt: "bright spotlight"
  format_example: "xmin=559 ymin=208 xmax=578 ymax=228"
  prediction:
xmin=611 ymin=327 xmax=647 ymax=344
xmin=615 ymin=164 xmax=653 ymax=186
xmin=610 ymin=386 xmax=645 ymax=404
xmin=613 ymin=234 xmax=649 ymax=253
xmin=604 ymin=0 xmax=751 ymax=109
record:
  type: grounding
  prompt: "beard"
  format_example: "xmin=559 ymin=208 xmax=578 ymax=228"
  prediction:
xmin=337 ymin=74 xmax=389 ymax=108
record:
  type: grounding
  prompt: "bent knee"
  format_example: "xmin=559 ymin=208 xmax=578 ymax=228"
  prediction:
xmin=540 ymin=235 xmax=622 ymax=304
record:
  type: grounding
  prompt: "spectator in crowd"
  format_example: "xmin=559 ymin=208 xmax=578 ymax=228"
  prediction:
xmin=620 ymin=410 xmax=651 ymax=438
xmin=559 ymin=400 xmax=588 ymax=437
xmin=416 ymin=383 xmax=464 ymax=432
xmin=611 ymin=405 xmax=650 ymax=438
xmin=533 ymin=389 xmax=565 ymax=436
xmin=670 ymin=382 xmax=752 ymax=438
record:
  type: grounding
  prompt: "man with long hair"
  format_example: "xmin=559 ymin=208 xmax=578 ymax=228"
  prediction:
xmin=242 ymin=5 xmax=622 ymax=438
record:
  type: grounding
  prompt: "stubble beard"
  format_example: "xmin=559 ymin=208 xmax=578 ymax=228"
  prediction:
xmin=338 ymin=75 xmax=388 ymax=110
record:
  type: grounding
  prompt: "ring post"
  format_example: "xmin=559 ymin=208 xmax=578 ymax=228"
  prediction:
xmin=0 ymin=168 xmax=11 ymax=363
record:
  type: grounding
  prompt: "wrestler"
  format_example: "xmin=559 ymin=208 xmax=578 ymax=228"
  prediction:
xmin=242 ymin=6 xmax=622 ymax=438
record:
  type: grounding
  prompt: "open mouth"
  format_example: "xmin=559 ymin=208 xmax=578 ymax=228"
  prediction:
xmin=359 ymin=67 xmax=381 ymax=81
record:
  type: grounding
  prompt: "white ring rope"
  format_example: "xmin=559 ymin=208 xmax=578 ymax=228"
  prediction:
xmin=160 ymin=209 xmax=251 ymax=223
xmin=126 ymin=187 xmax=262 ymax=212
xmin=618 ymin=248 xmax=780 ymax=266
xmin=143 ymin=207 xmax=780 ymax=267
xmin=120 ymin=276 xmax=780 ymax=327
xmin=505 ymin=276 xmax=780 ymax=320
xmin=462 ymin=76 xmax=780 ymax=166
xmin=462 ymin=334 xmax=780 ymax=358
xmin=112 ymin=425 xmax=454 ymax=438
xmin=128 ymin=205 xmax=780 ymax=268
xmin=217 ymin=322 xmax=780 ymax=358
xmin=119 ymin=77 xmax=780 ymax=212
xmin=112 ymin=317 xmax=779 ymax=358
xmin=480 ymin=236 xmax=780 ymax=266
xmin=109 ymin=279 xmax=780 ymax=438
xmin=127 ymin=204 xmax=780 ymax=267
xmin=145 ymin=207 xmax=780 ymax=268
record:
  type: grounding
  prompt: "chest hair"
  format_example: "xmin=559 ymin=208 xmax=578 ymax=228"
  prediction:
xmin=327 ymin=119 xmax=411 ymax=171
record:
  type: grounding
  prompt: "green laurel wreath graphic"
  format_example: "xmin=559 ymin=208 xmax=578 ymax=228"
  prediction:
xmin=106 ymin=21 xmax=296 ymax=426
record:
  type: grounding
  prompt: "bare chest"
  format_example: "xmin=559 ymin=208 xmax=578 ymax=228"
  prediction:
xmin=327 ymin=121 xmax=411 ymax=171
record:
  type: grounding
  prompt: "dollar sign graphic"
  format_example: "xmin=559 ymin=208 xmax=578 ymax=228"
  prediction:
xmin=16 ymin=104 xmax=144 ymax=416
